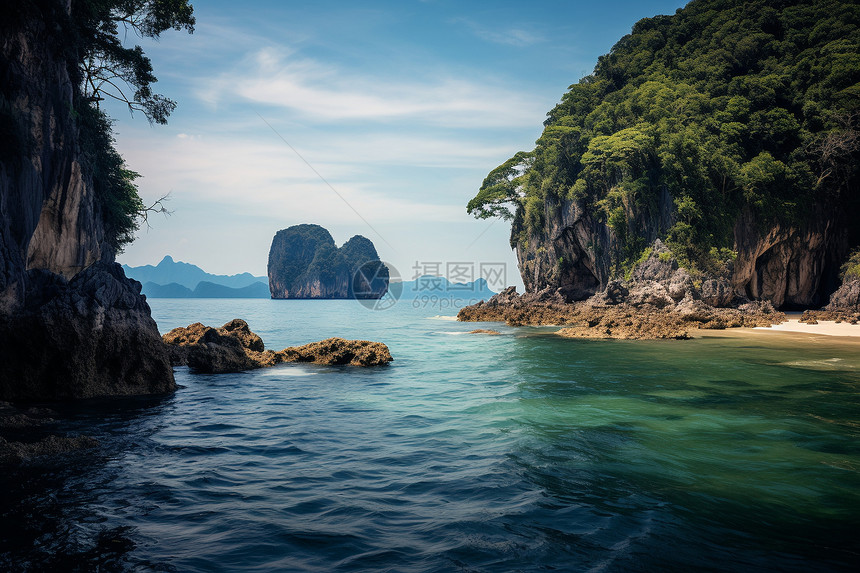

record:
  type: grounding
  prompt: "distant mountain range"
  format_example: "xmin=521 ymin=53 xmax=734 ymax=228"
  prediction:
xmin=123 ymin=256 xmax=269 ymax=298
xmin=123 ymin=256 xmax=497 ymax=301
xmin=123 ymin=256 xmax=267 ymax=290
xmin=140 ymin=281 xmax=271 ymax=299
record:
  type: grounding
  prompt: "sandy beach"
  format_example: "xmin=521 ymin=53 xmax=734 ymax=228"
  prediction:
xmin=754 ymin=319 xmax=860 ymax=338
xmin=688 ymin=313 xmax=860 ymax=342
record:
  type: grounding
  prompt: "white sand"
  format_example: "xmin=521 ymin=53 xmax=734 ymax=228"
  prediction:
xmin=754 ymin=319 xmax=860 ymax=338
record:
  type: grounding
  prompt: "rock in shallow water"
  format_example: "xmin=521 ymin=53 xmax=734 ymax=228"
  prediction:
xmin=163 ymin=319 xmax=392 ymax=373
xmin=0 ymin=435 xmax=99 ymax=464
xmin=277 ymin=337 xmax=393 ymax=367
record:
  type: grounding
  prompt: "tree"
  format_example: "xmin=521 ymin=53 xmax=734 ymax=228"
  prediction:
xmin=467 ymin=151 xmax=533 ymax=220
xmin=77 ymin=0 xmax=195 ymax=125
xmin=64 ymin=0 xmax=196 ymax=251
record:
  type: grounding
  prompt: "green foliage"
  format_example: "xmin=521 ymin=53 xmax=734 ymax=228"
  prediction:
xmin=468 ymin=0 xmax=860 ymax=274
xmin=77 ymin=104 xmax=145 ymax=252
xmin=467 ymin=151 xmax=533 ymax=220
xmin=70 ymin=0 xmax=194 ymax=250
xmin=624 ymin=246 xmax=653 ymax=281
xmin=75 ymin=0 xmax=195 ymax=124
xmin=841 ymin=248 xmax=860 ymax=279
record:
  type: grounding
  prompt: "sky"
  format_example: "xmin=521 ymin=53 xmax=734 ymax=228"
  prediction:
xmin=111 ymin=0 xmax=687 ymax=290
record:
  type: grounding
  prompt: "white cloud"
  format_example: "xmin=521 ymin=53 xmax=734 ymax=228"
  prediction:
xmin=113 ymin=22 xmax=541 ymax=285
xmin=199 ymin=47 xmax=547 ymax=128
xmin=116 ymin=126 xmax=506 ymax=229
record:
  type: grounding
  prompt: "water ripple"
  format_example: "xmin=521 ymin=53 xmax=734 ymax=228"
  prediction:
xmin=2 ymin=301 xmax=859 ymax=571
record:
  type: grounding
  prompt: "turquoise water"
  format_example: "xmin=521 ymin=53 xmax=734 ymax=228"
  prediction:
xmin=2 ymin=299 xmax=859 ymax=571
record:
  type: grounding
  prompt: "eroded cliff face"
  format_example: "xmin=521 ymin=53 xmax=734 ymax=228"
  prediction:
xmin=0 ymin=5 xmax=105 ymax=310
xmin=0 ymin=3 xmax=174 ymax=400
xmin=515 ymin=196 xmax=847 ymax=309
xmin=731 ymin=207 xmax=846 ymax=308
xmin=268 ymin=224 xmax=388 ymax=300
xmin=516 ymin=188 xmax=674 ymax=302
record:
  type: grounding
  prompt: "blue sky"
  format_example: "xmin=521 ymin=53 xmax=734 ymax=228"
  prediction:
xmin=112 ymin=0 xmax=687 ymax=289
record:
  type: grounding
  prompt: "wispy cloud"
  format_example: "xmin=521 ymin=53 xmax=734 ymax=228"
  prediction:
xmin=116 ymin=125 xmax=519 ymax=227
xmin=198 ymin=47 xmax=546 ymax=128
xmin=452 ymin=18 xmax=547 ymax=47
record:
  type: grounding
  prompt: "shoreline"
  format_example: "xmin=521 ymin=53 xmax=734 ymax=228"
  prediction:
xmin=689 ymin=311 xmax=860 ymax=339
xmin=459 ymin=302 xmax=860 ymax=342
xmin=753 ymin=319 xmax=860 ymax=338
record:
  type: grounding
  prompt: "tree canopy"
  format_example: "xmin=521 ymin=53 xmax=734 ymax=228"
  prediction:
xmin=77 ymin=0 xmax=195 ymax=124
xmin=469 ymin=0 xmax=860 ymax=275
xmin=70 ymin=0 xmax=195 ymax=251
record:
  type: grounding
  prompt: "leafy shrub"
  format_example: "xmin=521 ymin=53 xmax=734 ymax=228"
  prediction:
xmin=841 ymin=249 xmax=860 ymax=279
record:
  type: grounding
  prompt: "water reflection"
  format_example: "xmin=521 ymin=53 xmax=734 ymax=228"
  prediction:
xmin=0 ymin=395 xmax=173 ymax=571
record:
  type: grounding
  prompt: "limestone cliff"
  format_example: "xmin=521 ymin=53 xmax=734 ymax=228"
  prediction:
xmin=268 ymin=224 xmax=389 ymax=299
xmin=0 ymin=2 xmax=174 ymax=400
xmin=471 ymin=0 xmax=859 ymax=310
xmin=516 ymin=198 xmax=848 ymax=309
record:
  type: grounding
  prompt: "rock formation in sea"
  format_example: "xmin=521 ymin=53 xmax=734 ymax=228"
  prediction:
xmin=163 ymin=319 xmax=393 ymax=372
xmin=458 ymin=241 xmax=786 ymax=339
xmin=268 ymin=224 xmax=389 ymax=299
xmin=0 ymin=3 xmax=174 ymax=400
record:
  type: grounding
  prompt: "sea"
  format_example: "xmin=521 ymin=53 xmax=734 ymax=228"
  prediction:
xmin=2 ymin=298 xmax=859 ymax=572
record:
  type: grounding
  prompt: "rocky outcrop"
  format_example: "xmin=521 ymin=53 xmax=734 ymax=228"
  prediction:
xmin=0 ymin=4 xmax=174 ymax=400
xmin=515 ymin=193 xmax=673 ymax=303
xmin=163 ymin=319 xmax=266 ymax=373
xmin=514 ymin=192 xmax=848 ymax=310
xmin=458 ymin=243 xmax=786 ymax=339
xmin=268 ymin=224 xmax=388 ymax=299
xmin=0 ymin=262 xmax=175 ymax=400
xmin=730 ymin=207 xmax=846 ymax=309
xmin=278 ymin=338 xmax=394 ymax=367
xmin=459 ymin=289 xmax=784 ymax=340
xmin=163 ymin=319 xmax=393 ymax=373
xmin=0 ymin=4 xmax=106 ymax=302
xmin=798 ymin=275 xmax=860 ymax=324
xmin=826 ymin=276 xmax=860 ymax=310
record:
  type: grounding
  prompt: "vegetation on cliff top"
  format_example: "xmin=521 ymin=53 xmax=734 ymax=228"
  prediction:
xmin=3 ymin=0 xmax=194 ymax=252
xmin=468 ymin=0 xmax=859 ymax=276
xmin=76 ymin=0 xmax=194 ymax=252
